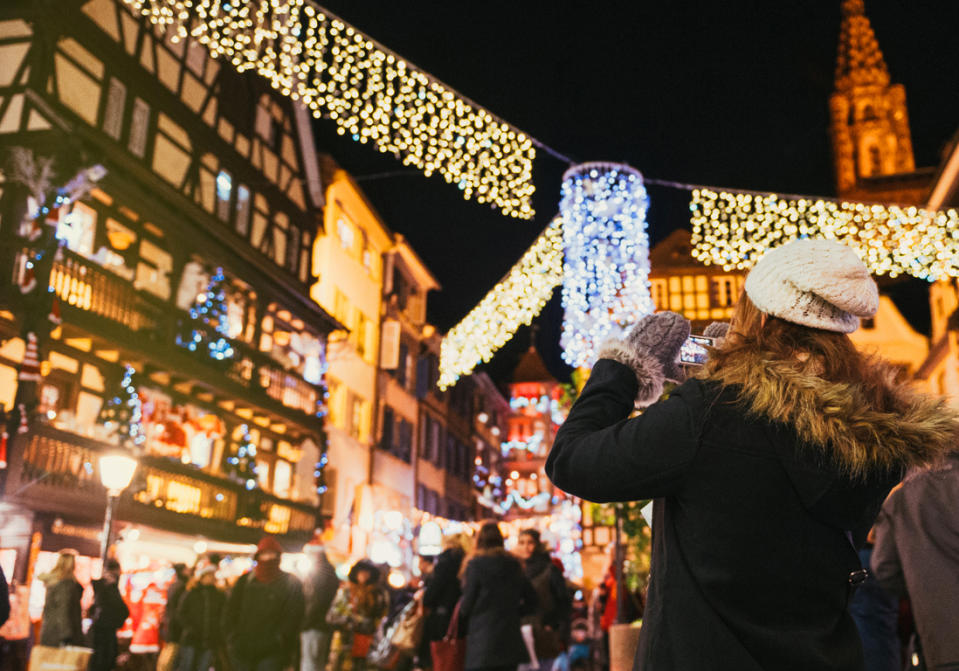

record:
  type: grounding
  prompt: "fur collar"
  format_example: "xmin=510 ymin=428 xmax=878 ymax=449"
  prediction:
xmin=700 ymin=351 xmax=959 ymax=478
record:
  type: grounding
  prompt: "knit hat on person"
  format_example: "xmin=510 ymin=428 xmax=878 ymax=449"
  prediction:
xmin=256 ymin=535 xmax=283 ymax=556
xmin=743 ymin=238 xmax=878 ymax=333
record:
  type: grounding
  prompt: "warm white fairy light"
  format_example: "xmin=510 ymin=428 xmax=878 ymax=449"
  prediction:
xmin=690 ymin=189 xmax=959 ymax=280
xmin=560 ymin=163 xmax=653 ymax=368
xmin=439 ymin=219 xmax=563 ymax=390
xmin=121 ymin=0 xmax=536 ymax=218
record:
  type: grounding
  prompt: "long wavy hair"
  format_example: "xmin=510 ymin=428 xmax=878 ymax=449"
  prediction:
xmin=704 ymin=292 xmax=894 ymax=410
xmin=39 ymin=549 xmax=77 ymax=585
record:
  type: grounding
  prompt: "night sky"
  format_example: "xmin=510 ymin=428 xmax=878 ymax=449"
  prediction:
xmin=310 ymin=1 xmax=959 ymax=386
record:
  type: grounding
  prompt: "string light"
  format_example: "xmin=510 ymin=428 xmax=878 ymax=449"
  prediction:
xmin=121 ymin=0 xmax=536 ymax=218
xmin=560 ymin=163 xmax=653 ymax=367
xmin=690 ymin=189 xmax=959 ymax=280
xmin=438 ymin=219 xmax=563 ymax=389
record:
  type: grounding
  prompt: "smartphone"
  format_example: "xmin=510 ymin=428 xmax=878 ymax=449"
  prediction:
xmin=679 ymin=335 xmax=715 ymax=366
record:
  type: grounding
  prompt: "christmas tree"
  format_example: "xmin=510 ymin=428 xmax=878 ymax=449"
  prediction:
xmin=97 ymin=365 xmax=145 ymax=450
xmin=176 ymin=267 xmax=235 ymax=362
xmin=226 ymin=424 xmax=259 ymax=490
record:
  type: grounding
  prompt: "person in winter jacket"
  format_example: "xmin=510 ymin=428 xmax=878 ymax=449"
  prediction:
xmin=300 ymin=540 xmax=341 ymax=671
xmin=327 ymin=560 xmax=388 ymax=671
xmin=420 ymin=533 xmax=469 ymax=669
xmin=516 ymin=529 xmax=571 ymax=671
xmin=546 ymin=238 xmax=959 ymax=671
xmin=460 ymin=521 xmax=538 ymax=671
xmin=88 ymin=559 xmax=130 ymax=671
xmin=162 ymin=562 xmax=190 ymax=645
xmin=38 ymin=549 xmax=84 ymax=647
xmin=0 ymin=565 xmax=9 ymax=628
xmin=223 ymin=535 xmax=305 ymax=671
xmin=871 ymin=452 xmax=959 ymax=671
xmin=176 ymin=565 xmax=226 ymax=671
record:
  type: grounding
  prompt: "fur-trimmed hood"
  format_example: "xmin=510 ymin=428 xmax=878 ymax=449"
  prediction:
xmin=701 ymin=350 xmax=959 ymax=478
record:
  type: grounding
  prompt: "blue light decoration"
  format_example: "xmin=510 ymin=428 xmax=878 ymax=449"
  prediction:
xmin=227 ymin=423 xmax=258 ymax=490
xmin=559 ymin=163 xmax=654 ymax=367
xmin=176 ymin=267 xmax=235 ymax=362
xmin=97 ymin=365 xmax=145 ymax=450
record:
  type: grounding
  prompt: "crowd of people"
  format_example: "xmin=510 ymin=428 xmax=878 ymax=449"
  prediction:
xmin=0 ymin=522 xmax=582 ymax=671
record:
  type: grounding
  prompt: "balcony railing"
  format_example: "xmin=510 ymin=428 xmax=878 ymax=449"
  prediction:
xmin=15 ymin=424 xmax=318 ymax=536
xmin=4 ymin=244 xmax=324 ymax=427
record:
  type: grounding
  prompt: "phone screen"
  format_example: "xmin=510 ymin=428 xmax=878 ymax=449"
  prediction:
xmin=680 ymin=335 xmax=715 ymax=365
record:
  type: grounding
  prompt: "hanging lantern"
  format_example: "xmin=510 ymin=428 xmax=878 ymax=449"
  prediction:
xmin=559 ymin=163 xmax=653 ymax=367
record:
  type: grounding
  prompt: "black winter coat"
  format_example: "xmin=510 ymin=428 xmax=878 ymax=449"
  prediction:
xmin=0 ymin=566 xmax=9 ymax=628
xmin=177 ymin=584 xmax=226 ymax=649
xmin=547 ymin=356 xmax=958 ymax=671
xmin=302 ymin=553 xmax=340 ymax=632
xmin=422 ymin=547 xmax=464 ymax=644
xmin=223 ymin=571 xmax=305 ymax=663
xmin=459 ymin=551 xmax=537 ymax=671
xmin=871 ymin=453 xmax=959 ymax=671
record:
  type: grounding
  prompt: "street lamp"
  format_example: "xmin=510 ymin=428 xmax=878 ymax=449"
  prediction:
xmin=98 ymin=453 xmax=137 ymax=566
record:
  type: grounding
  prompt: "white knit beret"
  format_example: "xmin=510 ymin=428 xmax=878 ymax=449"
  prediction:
xmin=744 ymin=238 xmax=878 ymax=333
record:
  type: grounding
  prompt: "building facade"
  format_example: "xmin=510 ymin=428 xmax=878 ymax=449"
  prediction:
xmin=0 ymin=0 xmax=337 ymax=613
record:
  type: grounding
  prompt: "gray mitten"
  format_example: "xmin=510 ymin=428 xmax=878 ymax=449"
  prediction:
xmin=597 ymin=311 xmax=691 ymax=406
xmin=703 ymin=321 xmax=730 ymax=342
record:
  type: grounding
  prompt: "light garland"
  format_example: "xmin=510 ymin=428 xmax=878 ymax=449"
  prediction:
xmin=560 ymin=163 xmax=653 ymax=367
xmin=439 ymin=219 xmax=563 ymax=389
xmin=121 ymin=0 xmax=536 ymax=218
xmin=690 ymin=188 xmax=959 ymax=280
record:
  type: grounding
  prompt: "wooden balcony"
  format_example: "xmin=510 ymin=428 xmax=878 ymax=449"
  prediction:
xmin=2 ymin=244 xmax=325 ymax=433
xmin=8 ymin=423 xmax=317 ymax=540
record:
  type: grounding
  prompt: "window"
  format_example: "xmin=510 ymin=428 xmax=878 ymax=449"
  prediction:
xmin=395 ymin=342 xmax=409 ymax=387
xmin=255 ymin=104 xmax=274 ymax=144
xmin=337 ymin=217 xmax=355 ymax=252
xmin=216 ymin=170 xmax=232 ymax=222
xmin=381 ymin=407 xmax=394 ymax=453
xmin=57 ymin=202 xmax=96 ymax=256
xmin=650 ymin=279 xmax=668 ymax=311
xmin=129 ymin=97 xmax=150 ymax=157
xmin=235 ymin=185 xmax=251 ymax=235
xmin=349 ymin=394 xmax=367 ymax=442
xmin=868 ymin=145 xmax=882 ymax=176
xmin=711 ymin=276 xmax=737 ymax=308
xmin=102 ymin=78 xmax=126 ymax=140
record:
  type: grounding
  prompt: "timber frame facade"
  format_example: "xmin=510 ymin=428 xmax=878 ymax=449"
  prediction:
xmin=0 ymin=0 xmax=339 ymax=579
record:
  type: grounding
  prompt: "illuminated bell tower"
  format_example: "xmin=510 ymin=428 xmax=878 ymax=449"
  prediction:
xmin=829 ymin=0 xmax=915 ymax=197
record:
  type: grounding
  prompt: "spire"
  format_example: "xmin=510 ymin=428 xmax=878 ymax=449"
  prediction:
xmin=834 ymin=0 xmax=890 ymax=92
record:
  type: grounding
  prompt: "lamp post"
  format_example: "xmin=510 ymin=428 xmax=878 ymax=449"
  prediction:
xmin=98 ymin=453 xmax=137 ymax=566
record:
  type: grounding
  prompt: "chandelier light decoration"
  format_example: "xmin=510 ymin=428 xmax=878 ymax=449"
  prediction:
xmin=438 ymin=219 xmax=564 ymax=389
xmin=691 ymin=189 xmax=959 ymax=280
xmin=122 ymin=0 xmax=536 ymax=218
xmin=559 ymin=163 xmax=654 ymax=367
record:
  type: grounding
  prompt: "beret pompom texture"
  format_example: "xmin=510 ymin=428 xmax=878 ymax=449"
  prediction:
xmin=744 ymin=238 xmax=878 ymax=333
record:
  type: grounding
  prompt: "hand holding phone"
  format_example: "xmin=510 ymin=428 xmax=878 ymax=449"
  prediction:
xmin=679 ymin=335 xmax=715 ymax=366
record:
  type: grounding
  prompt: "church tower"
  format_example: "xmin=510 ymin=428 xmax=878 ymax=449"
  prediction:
xmin=830 ymin=0 xmax=916 ymax=198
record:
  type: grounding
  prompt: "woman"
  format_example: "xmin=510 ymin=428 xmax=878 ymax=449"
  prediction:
xmin=546 ymin=238 xmax=959 ymax=671
xmin=88 ymin=559 xmax=130 ymax=671
xmin=176 ymin=565 xmax=226 ymax=671
xmin=38 ymin=550 xmax=83 ymax=647
xmin=420 ymin=533 xmax=469 ymax=669
xmin=515 ymin=529 xmax=570 ymax=671
xmin=327 ymin=560 xmax=388 ymax=671
xmin=460 ymin=522 xmax=538 ymax=671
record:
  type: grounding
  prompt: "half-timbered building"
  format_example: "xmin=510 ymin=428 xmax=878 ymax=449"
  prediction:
xmin=0 ymin=0 xmax=337 ymax=606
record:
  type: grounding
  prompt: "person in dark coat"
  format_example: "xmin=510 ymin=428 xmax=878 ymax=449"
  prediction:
xmin=871 ymin=452 xmax=959 ymax=671
xmin=223 ymin=535 xmax=305 ymax=671
xmin=460 ymin=521 xmax=538 ymax=671
xmin=300 ymin=539 xmax=341 ymax=671
xmin=515 ymin=529 xmax=570 ymax=671
xmin=545 ymin=238 xmax=959 ymax=671
xmin=176 ymin=565 xmax=226 ymax=671
xmin=849 ymin=542 xmax=900 ymax=671
xmin=88 ymin=559 xmax=130 ymax=671
xmin=38 ymin=550 xmax=84 ymax=647
xmin=162 ymin=562 xmax=190 ymax=645
xmin=0 ymin=565 xmax=9 ymax=628
xmin=421 ymin=534 xmax=469 ymax=669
